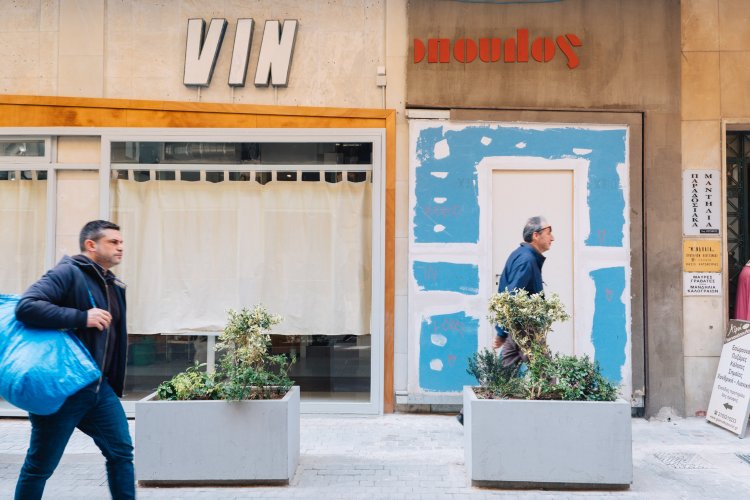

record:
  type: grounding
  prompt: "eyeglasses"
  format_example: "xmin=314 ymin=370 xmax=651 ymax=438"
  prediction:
xmin=535 ymin=225 xmax=552 ymax=234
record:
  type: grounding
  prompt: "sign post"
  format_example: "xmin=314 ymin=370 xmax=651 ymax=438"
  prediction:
xmin=706 ymin=320 xmax=750 ymax=438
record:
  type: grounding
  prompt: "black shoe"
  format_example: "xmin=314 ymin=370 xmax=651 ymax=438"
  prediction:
xmin=456 ymin=412 xmax=463 ymax=426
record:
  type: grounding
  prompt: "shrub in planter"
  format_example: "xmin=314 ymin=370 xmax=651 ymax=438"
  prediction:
xmin=478 ymin=288 xmax=618 ymax=401
xmin=463 ymin=289 xmax=632 ymax=489
xmin=136 ymin=305 xmax=299 ymax=485
xmin=156 ymin=306 xmax=294 ymax=401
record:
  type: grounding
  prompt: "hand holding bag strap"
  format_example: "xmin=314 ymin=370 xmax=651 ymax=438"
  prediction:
xmin=74 ymin=264 xmax=98 ymax=309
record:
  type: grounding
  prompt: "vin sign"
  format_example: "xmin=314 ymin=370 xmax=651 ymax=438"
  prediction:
xmin=183 ymin=18 xmax=298 ymax=88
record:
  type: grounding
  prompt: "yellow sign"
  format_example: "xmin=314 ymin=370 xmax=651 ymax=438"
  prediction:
xmin=683 ymin=239 xmax=721 ymax=272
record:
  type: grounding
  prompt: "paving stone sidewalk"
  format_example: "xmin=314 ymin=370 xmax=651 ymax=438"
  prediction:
xmin=1 ymin=414 xmax=750 ymax=499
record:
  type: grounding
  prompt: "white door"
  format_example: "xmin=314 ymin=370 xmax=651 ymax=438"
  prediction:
xmin=492 ymin=169 xmax=575 ymax=355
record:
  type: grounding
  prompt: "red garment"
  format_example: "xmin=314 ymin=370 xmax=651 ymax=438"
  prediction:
xmin=735 ymin=266 xmax=750 ymax=320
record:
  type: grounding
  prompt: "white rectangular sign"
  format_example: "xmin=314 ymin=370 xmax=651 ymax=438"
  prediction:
xmin=707 ymin=320 xmax=750 ymax=437
xmin=683 ymin=169 xmax=720 ymax=235
xmin=683 ymin=272 xmax=722 ymax=295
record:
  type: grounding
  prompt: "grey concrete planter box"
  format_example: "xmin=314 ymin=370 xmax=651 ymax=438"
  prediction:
xmin=463 ymin=386 xmax=632 ymax=489
xmin=135 ymin=385 xmax=300 ymax=485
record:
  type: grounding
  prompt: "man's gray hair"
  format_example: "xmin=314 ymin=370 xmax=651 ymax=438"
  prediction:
xmin=522 ymin=216 xmax=546 ymax=243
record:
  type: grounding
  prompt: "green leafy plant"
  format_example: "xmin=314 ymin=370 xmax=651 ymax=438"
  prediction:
xmin=467 ymin=348 xmax=526 ymax=399
xmin=156 ymin=305 xmax=295 ymax=401
xmin=549 ymin=354 xmax=619 ymax=401
xmin=488 ymin=289 xmax=569 ymax=365
xmin=472 ymin=289 xmax=619 ymax=401
xmin=156 ymin=362 xmax=219 ymax=401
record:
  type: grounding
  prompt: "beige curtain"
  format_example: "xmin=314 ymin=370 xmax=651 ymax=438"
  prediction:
xmin=112 ymin=176 xmax=372 ymax=336
xmin=0 ymin=177 xmax=47 ymax=295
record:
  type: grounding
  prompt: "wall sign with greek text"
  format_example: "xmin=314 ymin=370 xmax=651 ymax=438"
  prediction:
xmin=683 ymin=169 xmax=720 ymax=235
xmin=683 ymin=272 xmax=722 ymax=296
xmin=683 ymin=239 xmax=722 ymax=273
xmin=413 ymin=29 xmax=582 ymax=69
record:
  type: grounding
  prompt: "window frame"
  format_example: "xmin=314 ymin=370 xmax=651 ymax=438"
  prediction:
xmin=101 ymin=128 xmax=385 ymax=416
xmin=0 ymin=127 xmax=385 ymax=416
xmin=0 ymin=136 xmax=52 ymax=163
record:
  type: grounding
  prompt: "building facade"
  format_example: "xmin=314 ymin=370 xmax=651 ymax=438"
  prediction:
xmin=0 ymin=0 xmax=741 ymax=419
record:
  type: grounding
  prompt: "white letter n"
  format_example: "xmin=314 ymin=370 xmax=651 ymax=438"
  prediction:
xmin=254 ymin=20 xmax=298 ymax=87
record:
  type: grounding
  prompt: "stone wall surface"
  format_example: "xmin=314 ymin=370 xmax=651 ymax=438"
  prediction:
xmin=680 ymin=0 xmax=750 ymax=417
xmin=0 ymin=0 xmax=388 ymax=107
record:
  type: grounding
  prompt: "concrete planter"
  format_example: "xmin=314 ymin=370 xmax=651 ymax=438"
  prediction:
xmin=463 ymin=386 xmax=632 ymax=489
xmin=135 ymin=385 xmax=300 ymax=485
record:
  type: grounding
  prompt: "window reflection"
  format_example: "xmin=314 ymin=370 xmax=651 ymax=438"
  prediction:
xmin=123 ymin=333 xmax=371 ymax=404
xmin=271 ymin=334 xmax=371 ymax=402
xmin=111 ymin=141 xmax=373 ymax=165
xmin=123 ymin=334 xmax=208 ymax=401
xmin=0 ymin=140 xmax=45 ymax=157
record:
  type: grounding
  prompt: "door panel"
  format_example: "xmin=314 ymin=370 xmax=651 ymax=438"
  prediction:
xmin=492 ymin=170 xmax=574 ymax=354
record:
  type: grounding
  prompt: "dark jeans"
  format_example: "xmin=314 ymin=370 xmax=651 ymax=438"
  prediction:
xmin=15 ymin=380 xmax=135 ymax=500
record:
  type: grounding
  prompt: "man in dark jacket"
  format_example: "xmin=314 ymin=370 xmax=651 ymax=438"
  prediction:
xmin=14 ymin=220 xmax=134 ymax=500
xmin=458 ymin=216 xmax=555 ymax=425
xmin=493 ymin=216 xmax=555 ymax=367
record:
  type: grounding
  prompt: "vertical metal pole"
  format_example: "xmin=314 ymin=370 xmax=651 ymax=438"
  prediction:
xmin=100 ymin=138 xmax=111 ymax=219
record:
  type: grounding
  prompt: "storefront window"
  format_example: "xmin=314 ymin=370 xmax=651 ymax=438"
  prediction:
xmin=0 ymin=161 xmax=48 ymax=414
xmin=123 ymin=334 xmax=210 ymax=401
xmin=110 ymin=136 xmax=377 ymax=411
xmin=0 ymin=170 xmax=47 ymax=294
xmin=123 ymin=333 xmax=371 ymax=403
xmin=0 ymin=140 xmax=45 ymax=158
xmin=272 ymin=335 xmax=371 ymax=402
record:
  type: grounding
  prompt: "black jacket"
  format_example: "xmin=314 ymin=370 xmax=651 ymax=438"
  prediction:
xmin=15 ymin=255 xmax=128 ymax=397
xmin=496 ymin=243 xmax=546 ymax=368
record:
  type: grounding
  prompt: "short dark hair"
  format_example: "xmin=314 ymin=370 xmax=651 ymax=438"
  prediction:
xmin=79 ymin=220 xmax=120 ymax=252
xmin=522 ymin=216 xmax=546 ymax=243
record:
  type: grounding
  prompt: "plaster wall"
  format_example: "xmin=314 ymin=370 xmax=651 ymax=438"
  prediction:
xmin=407 ymin=121 xmax=632 ymax=401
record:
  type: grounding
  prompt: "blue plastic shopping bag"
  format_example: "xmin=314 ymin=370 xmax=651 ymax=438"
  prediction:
xmin=0 ymin=294 xmax=101 ymax=415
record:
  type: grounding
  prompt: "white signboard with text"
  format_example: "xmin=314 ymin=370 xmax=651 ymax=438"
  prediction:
xmin=683 ymin=169 xmax=720 ymax=235
xmin=683 ymin=272 xmax=722 ymax=295
xmin=707 ymin=320 xmax=750 ymax=437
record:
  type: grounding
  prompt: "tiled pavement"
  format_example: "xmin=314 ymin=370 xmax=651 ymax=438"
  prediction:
xmin=2 ymin=414 xmax=750 ymax=499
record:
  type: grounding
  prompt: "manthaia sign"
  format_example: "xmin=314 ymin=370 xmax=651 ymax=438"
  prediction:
xmin=683 ymin=169 xmax=720 ymax=235
xmin=413 ymin=29 xmax=582 ymax=69
xmin=184 ymin=18 xmax=298 ymax=88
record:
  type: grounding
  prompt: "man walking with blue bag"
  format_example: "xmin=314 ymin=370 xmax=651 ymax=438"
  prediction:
xmin=14 ymin=220 xmax=134 ymax=499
